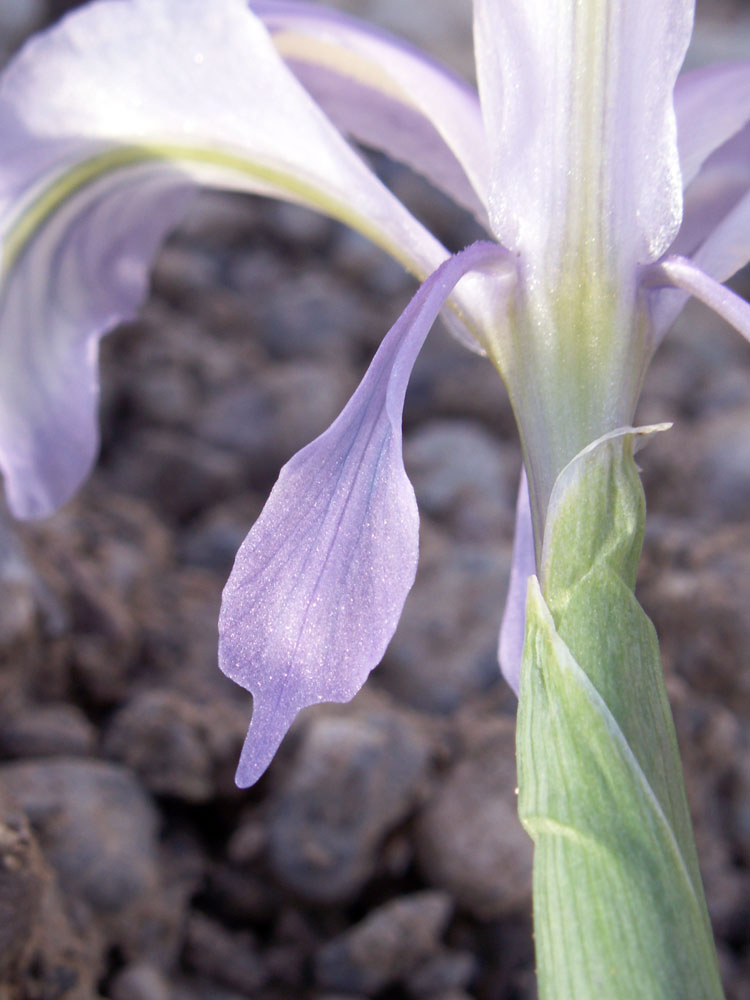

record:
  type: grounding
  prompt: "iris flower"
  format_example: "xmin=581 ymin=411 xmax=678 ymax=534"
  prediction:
xmin=0 ymin=0 xmax=748 ymax=787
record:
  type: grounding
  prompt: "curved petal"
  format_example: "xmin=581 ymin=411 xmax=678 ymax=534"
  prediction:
xmin=498 ymin=467 xmax=535 ymax=695
xmin=651 ymin=137 xmax=750 ymax=339
xmin=0 ymin=158 xmax=194 ymax=518
xmin=671 ymin=124 xmax=750 ymax=260
xmin=646 ymin=254 xmax=750 ymax=344
xmin=674 ymin=62 xmax=750 ymax=189
xmin=0 ymin=0 xmax=490 ymax=518
xmin=473 ymin=0 xmax=692 ymax=273
xmin=253 ymin=0 xmax=489 ymax=223
xmin=218 ymin=242 xmax=514 ymax=787
xmin=2 ymin=0 xmax=448 ymax=278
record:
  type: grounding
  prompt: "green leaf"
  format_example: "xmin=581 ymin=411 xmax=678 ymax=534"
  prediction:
xmin=517 ymin=430 xmax=724 ymax=1000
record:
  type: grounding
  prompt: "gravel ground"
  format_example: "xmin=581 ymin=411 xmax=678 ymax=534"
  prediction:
xmin=0 ymin=3 xmax=748 ymax=1000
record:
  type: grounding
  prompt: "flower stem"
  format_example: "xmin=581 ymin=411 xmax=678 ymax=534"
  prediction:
xmin=516 ymin=431 xmax=724 ymax=1000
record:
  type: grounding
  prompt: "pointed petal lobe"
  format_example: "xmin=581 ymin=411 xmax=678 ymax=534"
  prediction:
xmin=218 ymin=242 xmax=513 ymax=786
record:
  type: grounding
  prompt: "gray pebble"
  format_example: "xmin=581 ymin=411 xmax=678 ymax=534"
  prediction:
xmin=415 ymin=717 xmax=533 ymax=918
xmin=405 ymin=948 xmax=478 ymax=997
xmin=104 ymin=690 xmax=214 ymax=802
xmin=198 ymin=361 xmax=355 ymax=472
xmin=0 ymin=701 xmax=96 ymax=759
xmin=107 ymin=429 xmax=241 ymax=522
xmin=110 ymin=962 xmax=171 ymax=1000
xmin=315 ymin=890 xmax=453 ymax=994
xmin=695 ymin=404 xmax=750 ymax=522
xmin=183 ymin=911 xmax=266 ymax=995
xmin=255 ymin=270 xmax=366 ymax=362
xmin=381 ymin=529 xmax=511 ymax=712
xmin=0 ymin=782 xmax=43 ymax=979
xmin=0 ymin=759 xmax=159 ymax=916
xmin=405 ymin=419 xmax=516 ymax=541
xmin=269 ymin=706 xmax=429 ymax=903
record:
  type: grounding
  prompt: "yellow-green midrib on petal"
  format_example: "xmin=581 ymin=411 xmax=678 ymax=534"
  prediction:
xmin=2 ymin=143 xmax=496 ymax=353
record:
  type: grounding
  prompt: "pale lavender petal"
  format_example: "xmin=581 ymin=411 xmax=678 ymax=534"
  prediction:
xmin=219 ymin=242 xmax=513 ymax=786
xmin=473 ymin=0 xmax=692 ymax=272
xmin=671 ymin=124 xmax=750 ymax=260
xmin=651 ymin=182 xmax=750 ymax=338
xmin=674 ymin=62 xmax=750 ymax=189
xmin=0 ymin=160 xmax=193 ymax=518
xmin=0 ymin=0 xmax=488 ymax=517
xmin=646 ymin=255 xmax=750 ymax=344
xmin=2 ymin=0 xmax=449 ymax=279
xmin=254 ymin=0 xmax=489 ymax=222
xmin=498 ymin=468 xmax=535 ymax=695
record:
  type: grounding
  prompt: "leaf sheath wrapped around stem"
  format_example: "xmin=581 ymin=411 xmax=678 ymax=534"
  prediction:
xmin=517 ymin=431 xmax=724 ymax=1000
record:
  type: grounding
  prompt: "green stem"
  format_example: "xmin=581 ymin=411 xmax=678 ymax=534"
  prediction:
xmin=516 ymin=430 xmax=724 ymax=1000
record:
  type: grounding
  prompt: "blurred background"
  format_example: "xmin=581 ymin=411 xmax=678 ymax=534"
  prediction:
xmin=0 ymin=2 xmax=748 ymax=999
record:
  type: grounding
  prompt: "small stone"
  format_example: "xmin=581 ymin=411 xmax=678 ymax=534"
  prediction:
xmin=198 ymin=361 xmax=356 ymax=476
xmin=110 ymin=962 xmax=171 ymax=1000
xmin=107 ymin=429 xmax=240 ymax=522
xmin=414 ymin=716 xmax=533 ymax=918
xmin=0 ymin=701 xmax=96 ymax=759
xmin=269 ymin=704 xmax=429 ymax=903
xmin=313 ymin=995 xmax=368 ymax=1000
xmin=0 ymin=781 xmax=99 ymax=998
xmin=381 ymin=528 xmax=511 ymax=712
xmin=640 ymin=521 xmax=750 ymax=712
xmin=0 ymin=783 xmax=44 ymax=980
xmin=405 ymin=419 xmax=517 ymax=542
xmin=255 ymin=270 xmax=365 ymax=363
xmin=0 ymin=759 xmax=159 ymax=917
xmin=183 ymin=911 xmax=266 ymax=996
xmin=270 ymin=201 xmax=335 ymax=246
xmin=315 ymin=891 xmax=453 ymax=994
xmin=104 ymin=689 xmax=215 ymax=802
xmin=696 ymin=405 xmax=750 ymax=523
xmin=405 ymin=949 xmax=478 ymax=997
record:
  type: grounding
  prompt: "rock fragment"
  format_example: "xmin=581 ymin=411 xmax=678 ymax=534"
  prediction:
xmin=269 ymin=705 xmax=429 ymax=903
xmin=315 ymin=891 xmax=453 ymax=995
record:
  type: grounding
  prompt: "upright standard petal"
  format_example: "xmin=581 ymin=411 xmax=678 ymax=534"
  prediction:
xmin=218 ymin=242 xmax=513 ymax=787
xmin=254 ymin=0 xmax=490 ymax=223
xmin=473 ymin=0 xmax=692 ymax=271
xmin=0 ymin=0 xmax=485 ymax=518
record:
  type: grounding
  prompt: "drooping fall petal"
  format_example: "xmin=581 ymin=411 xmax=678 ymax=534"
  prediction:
xmin=254 ymin=0 xmax=489 ymax=223
xmin=0 ymin=158 xmax=193 ymax=518
xmin=0 ymin=0 xmax=484 ymax=518
xmin=218 ymin=242 xmax=514 ymax=787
